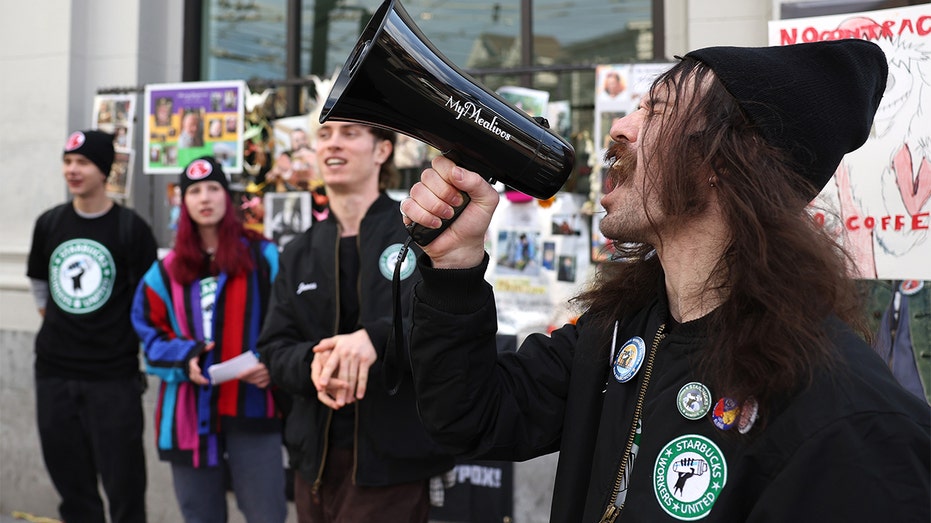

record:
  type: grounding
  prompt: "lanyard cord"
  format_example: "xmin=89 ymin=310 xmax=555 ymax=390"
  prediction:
xmin=386 ymin=233 xmax=415 ymax=396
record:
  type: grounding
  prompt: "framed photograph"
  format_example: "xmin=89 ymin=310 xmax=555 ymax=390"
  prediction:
xmin=495 ymin=229 xmax=542 ymax=276
xmin=105 ymin=149 xmax=134 ymax=200
xmin=542 ymin=241 xmax=556 ymax=270
xmin=551 ymin=213 xmax=583 ymax=236
xmin=557 ymin=255 xmax=577 ymax=282
xmin=93 ymin=94 xmax=136 ymax=142
xmin=496 ymin=85 xmax=550 ymax=118
xmin=264 ymin=192 xmax=312 ymax=250
xmin=93 ymin=93 xmax=137 ymax=197
xmin=272 ymin=115 xmax=311 ymax=155
xmin=164 ymin=182 xmax=183 ymax=246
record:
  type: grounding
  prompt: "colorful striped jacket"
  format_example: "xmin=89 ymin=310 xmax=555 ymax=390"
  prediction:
xmin=131 ymin=238 xmax=280 ymax=467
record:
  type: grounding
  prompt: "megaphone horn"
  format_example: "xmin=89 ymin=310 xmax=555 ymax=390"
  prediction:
xmin=321 ymin=0 xmax=575 ymax=245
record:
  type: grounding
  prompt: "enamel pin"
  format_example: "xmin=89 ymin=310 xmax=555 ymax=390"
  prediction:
xmin=900 ymin=280 xmax=924 ymax=296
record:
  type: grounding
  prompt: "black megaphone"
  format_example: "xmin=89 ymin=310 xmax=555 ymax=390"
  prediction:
xmin=320 ymin=0 xmax=575 ymax=245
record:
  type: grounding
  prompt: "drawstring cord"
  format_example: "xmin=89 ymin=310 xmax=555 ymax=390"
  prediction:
xmin=386 ymin=232 xmax=414 ymax=395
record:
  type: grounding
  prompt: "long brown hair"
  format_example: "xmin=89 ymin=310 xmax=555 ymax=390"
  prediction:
xmin=576 ymin=58 xmax=866 ymax=411
xmin=170 ymin=191 xmax=263 ymax=285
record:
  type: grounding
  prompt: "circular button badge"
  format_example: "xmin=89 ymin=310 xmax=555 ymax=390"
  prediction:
xmin=612 ymin=336 xmax=646 ymax=383
xmin=712 ymin=397 xmax=741 ymax=431
xmin=677 ymin=382 xmax=712 ymax=421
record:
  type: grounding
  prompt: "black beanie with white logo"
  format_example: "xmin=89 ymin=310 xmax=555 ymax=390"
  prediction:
xmin=180 ymin=156 xmax=230 ymax=197
xmin=63 ymin=130 xmax=115 ymax=178
xmin=685 ymin=39 xmax=887 ymax=196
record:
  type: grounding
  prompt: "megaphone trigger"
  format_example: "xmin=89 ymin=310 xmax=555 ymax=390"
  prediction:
xmin=408 ymin=190 xmax=471 ymax=246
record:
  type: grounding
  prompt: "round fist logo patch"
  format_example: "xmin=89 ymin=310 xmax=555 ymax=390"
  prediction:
xmin=65 ymin=131 xmax=86 ymax=151
xmin=653 ymin=434 xmax=727 ymax=520
xmin=49 ymin=239 xmax=116 ymax=314
xmin=186 ymin=158 xmax=213 ymax=180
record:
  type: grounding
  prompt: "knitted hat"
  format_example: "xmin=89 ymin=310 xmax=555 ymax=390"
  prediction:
xmin=685 ymin=39 xmax=887 ymax=195
xmin=179 ymin=156 xmax=230 ymax=197
xmin=63 ymin=130 xmax=115 ymax=178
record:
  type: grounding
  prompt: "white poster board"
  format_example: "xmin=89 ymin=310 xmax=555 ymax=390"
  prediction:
xmin=770 ymin=5 xmax=931 ymax=279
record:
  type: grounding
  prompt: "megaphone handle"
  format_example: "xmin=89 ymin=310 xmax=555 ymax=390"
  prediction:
xmin=407 ymin=191 xmax=471 ymax=246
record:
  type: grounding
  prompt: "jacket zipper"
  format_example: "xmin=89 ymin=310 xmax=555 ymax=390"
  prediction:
xmin=312 ymin=410 xmax=334 ymax=500
xmin=352 ymin=398 xmax=361 ymax=485
xmin=599 ymin=323 xmax=666 ymax=523
xmin=351 ymin=232 xmax=363 ymax=486
xmin=312 ymin=226 xmax=345 ymax=498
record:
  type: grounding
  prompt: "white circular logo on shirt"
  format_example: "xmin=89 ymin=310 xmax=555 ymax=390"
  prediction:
xmin=49 ymin=239 xmax=116 ymax=314
xmin=379 ymin=243 xmax=416 ymax=281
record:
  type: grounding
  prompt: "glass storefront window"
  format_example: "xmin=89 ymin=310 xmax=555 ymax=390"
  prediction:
xmin=204 ymin=0 xmax=289 ymax=81
xmin=534 ymin=1 xmax=653 ymax=66
xmin=202 ymin=1 xmax=654 ymax=85
xmin=301 ymin=1 xmax=522 ymax=77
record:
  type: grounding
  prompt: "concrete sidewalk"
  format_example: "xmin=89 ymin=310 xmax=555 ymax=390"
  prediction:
xmin=1 ymin=513 xmax=59 ymax=523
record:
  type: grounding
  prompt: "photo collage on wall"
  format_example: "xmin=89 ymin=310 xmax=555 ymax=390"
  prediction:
xmin=486 ymin=192 xmax=591 ymax=336
xmin=590 ymin=62 xmax=672 ymax=263
xmin=92 ymin=94 xmax=136 ymax=199
xmin=143 ymin=80 xmax=246 ymax=176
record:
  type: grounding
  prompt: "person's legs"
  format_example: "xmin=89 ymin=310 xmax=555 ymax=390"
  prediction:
xmin=171 ymin=462 xmax=228 ymax=523
xmin=84 ymin=376 xmax=147 ymax=523
xmin=225 ymin=428 xmax=288 ymax=523
xmin=335 ymin=478 xmax=430 ymax=522
xmin=316 ymin=448 xmax=352 ymax=523
xmin=319 ymin=448 xmax=430 ymax=523
xmin=292 ymin=470 xmax=322 ymax=523
xmin=36 ymin=376 xmax=106 ymax=523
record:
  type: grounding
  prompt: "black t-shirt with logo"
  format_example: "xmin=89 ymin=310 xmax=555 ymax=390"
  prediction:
xmin=27 ymin=203 xmax=158 ymax=380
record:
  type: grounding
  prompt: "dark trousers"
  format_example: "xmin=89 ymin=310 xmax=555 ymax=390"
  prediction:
xmin=36 ymin=375 xmax=147 ymax=523
xmin=169 ymin=428 xmax=287 ymax=523
xmin=293 ymin=448 xmax=429 ymax=523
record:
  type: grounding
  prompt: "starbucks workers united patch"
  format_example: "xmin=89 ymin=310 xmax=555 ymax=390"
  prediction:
xmin=49 ymin=239 xmax=116 ymax=314
xmin=653 ymin=434 xmax=727 ymax=520
xmin=379 ymin=243 xmax=416 ymax=281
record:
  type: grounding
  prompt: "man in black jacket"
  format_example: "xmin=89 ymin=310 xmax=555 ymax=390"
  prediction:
xmin=401 ymin=40 xmax=931 ymax=521
xmin=257 ymin=119 xmax=453 ymax=522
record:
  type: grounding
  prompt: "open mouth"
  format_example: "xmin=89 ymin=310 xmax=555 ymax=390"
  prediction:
xmin=603 ymin=142 xmax=637 ymax=192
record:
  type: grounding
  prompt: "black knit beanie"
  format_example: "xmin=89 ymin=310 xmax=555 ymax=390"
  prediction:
xmin=685 ymin=39 xmax=887 ymax=195
xmin=180 ymin=156 xmax=230 ymax=197
xmin=63 ymin=130 xmax=115 ymax=178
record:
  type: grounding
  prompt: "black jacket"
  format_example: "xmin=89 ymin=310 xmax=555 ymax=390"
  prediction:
xmin=257 ymin=193 xmax=453 ymax=486
xmin=410 ymin=255 xmax=931 ymax=522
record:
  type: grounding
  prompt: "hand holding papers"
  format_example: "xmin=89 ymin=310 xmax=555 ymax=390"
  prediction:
xmin=207 ymin=351 xmax=259 ymax=385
